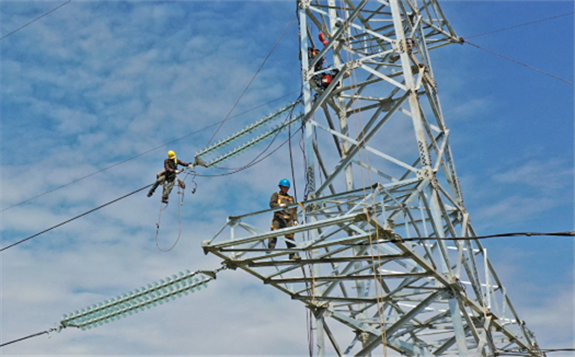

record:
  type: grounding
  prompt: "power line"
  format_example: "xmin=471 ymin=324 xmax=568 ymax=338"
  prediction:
xmin=0 ymin=123 xmax=304 ymax=252
xmin=203 ymin=13 xmax=296 ymax=149
xmin=378 ymin=231 xmax=574 ymax=244
xmin=0 ymin=90 xmax=299 ymax=213
xmin=5 ymin=12 xmax=572 ymax=211
xmin=0 ymin=184 xmax=152 ymax=253
xmin=0 ymin=0 xmax=72 ymax=42
xmin=464 ymin=40 xmax=574 ymax=86
xmin=0 ymin=327 xmax=60 ymax=348
xmin=465 ymin=11 xmax=575 ymax=39
xmin=491 ymin=348 xmax=575 ymax=356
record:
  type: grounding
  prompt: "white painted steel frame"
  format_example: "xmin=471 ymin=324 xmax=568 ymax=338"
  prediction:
xmin=204 ymin=0 xmax=542 ymax=356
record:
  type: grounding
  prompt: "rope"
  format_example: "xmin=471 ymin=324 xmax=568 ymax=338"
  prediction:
xmin=154 ymin=193 xmax=176 ymax=252
xmin=203 ymin=14 xmax=296 ymax=149
xmin=464 ymin=40 xmax=574 ymax=86
xmin=0 ymin=0 xmax=72 ymax=42
xmin=0 ymin=126 xmax=301 ymax=252
xmin=289 ymin=116 xmax=299 ymax=202
xmin=154 ymin=167 xmax=198 ymax=252
xmin=336 ymin=1 xmax=389 ymax=354
xmin=0 ymin=184 xmax=152 ymax=253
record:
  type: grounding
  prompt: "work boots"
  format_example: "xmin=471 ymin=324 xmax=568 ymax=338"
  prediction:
xmin=289 ymin=253 xmax=301 ymax=260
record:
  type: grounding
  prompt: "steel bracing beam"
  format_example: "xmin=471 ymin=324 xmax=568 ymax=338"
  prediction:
xmin=203 ymin=0 xmax=542 ymax=355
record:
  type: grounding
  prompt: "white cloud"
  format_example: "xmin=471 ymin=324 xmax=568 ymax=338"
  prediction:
xmin=1 ymin=1 xmax=573 ymax=356
xmin=492 ymin=158 xmax=574 ymax=192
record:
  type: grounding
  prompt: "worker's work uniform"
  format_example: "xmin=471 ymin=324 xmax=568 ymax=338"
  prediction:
xmin=148 ymin=158 xmax=189 ymax=203
xmin=269 ymin=191 xmax=299 ymax=259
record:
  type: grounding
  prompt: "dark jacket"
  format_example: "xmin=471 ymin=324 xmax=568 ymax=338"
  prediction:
xmin=269 ymin=191 xmax=297 ymax=221
xmin=164 ymin=158 xmax=189 ymax=179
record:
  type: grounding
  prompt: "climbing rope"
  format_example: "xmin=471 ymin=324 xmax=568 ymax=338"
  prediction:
xmin=154 ymin=166 xmax=198 ymax=252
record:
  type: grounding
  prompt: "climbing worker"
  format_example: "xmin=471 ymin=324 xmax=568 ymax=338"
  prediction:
xmin=147 ymin=150 xmax=190 ymax=204
xmin=308 ymin=47 xmax=325 ymax=72
xmin=268 ymin=178 xmax=300 ymax=260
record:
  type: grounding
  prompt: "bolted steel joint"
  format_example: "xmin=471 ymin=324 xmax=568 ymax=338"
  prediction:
xmin=298 ymin=0 xmax=310 ymax=9
xmin=416 ymin=167 xmax=432 ymax=181
xmin=392 ymin=39 xmax=408 ymax=53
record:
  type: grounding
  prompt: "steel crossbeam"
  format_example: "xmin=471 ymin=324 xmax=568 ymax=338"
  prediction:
xmin=202 ymin=0 xmax=542 ymax=355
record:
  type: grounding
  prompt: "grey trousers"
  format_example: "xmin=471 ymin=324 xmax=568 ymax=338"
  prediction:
xmin=149 ymin=175 xmax=176 ymax=201
xmin=162 ymin=178 xmax=176 ymax=201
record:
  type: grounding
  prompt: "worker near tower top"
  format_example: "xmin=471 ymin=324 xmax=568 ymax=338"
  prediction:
xmin=269 ymin=178 xmax=300 ymax=260
xmin=147 ymin=150 xmax=190 ymax=204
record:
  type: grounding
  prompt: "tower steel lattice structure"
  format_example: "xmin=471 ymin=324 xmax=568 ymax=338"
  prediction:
xmin=202 ymin=0 xmax=543 ymax=356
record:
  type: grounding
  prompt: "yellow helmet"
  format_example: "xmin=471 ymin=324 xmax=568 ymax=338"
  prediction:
xmin=167 ymin=150 xmax=176 ymax=159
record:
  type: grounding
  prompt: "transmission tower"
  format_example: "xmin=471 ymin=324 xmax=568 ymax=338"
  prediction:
xmin=201 ymin=0 xmax=544 ymax=356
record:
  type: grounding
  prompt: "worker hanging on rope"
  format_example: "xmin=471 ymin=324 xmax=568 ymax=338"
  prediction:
xmin=147 ymin=150 xmax=190 ymax=204
xmin=268 ymin=179 xmax=300 ymax=260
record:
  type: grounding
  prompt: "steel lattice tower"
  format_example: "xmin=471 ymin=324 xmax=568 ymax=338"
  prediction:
xmin=201 ymin=0 xmax=543 ymax=356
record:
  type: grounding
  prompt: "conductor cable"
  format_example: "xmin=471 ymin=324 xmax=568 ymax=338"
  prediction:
xmin=0 ymin=184 xmax=152 ymax=252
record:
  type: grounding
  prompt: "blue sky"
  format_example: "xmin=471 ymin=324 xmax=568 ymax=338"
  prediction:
xmin=1 ymin=1 xmax=573 ymax=356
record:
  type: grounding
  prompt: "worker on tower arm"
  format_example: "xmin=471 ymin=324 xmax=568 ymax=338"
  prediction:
xmin=269 ymin=179 xmax=300 ymax=260
xmin=147 ymin=150 xmax=190 ymax=204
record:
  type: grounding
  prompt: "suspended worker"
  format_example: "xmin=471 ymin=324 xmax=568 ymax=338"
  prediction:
xmin=268 ymin=178 xmax=300 ymax=260
xmin=147 ymin=150 xmax=190 ymax=204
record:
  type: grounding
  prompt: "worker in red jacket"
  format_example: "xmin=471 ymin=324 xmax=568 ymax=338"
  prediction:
xmin=147 ymin=150 xmax=189 ymax=204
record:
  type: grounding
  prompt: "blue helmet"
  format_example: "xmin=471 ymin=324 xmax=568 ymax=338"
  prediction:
xmin=278 ymin=178 xmax=291 ymax=188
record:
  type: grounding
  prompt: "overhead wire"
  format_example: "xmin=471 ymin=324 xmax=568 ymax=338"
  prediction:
xmin=3 ymin=9 xmax=570 ymax=211
xmin=489 ymin=348 xmax=575 ymax=356
xmin=0 ymin=0 xmax=72 ymax=42
xmin=0 ymin=184 xmax=152 ymax=252
xmin=1 ymin=105 xmax=303 ymax=253
xmin=1 ymin=90 xmax=299 ymax=213
xmin=2 ymin=8 xmax=571 ymax=352
xmin=465 ymin=11 xmax=574 ymax=39
xmin=457 ymin=6 xmax=574 ymax=85
xmin=203 ymin=13 xmax=296 ymax=149
xmin=368 ymin=231 xmax=575 ymax=244
xmin=463 ymin=40 xmax=574 ymax=86
xmin=0 ymin=122 xmax=306 ymax=253
xmin=0 ymin=327 xmax=60 ymax=348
